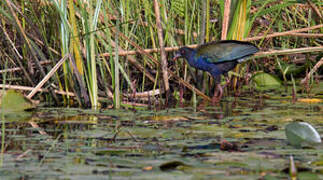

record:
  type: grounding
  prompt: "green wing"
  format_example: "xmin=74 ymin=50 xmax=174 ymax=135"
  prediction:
xmin=196 ymin=40 xmax=259 ymax=63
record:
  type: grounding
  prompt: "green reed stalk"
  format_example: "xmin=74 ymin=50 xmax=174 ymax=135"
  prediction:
xmin=114 ymin=19 xmax=120 ymax=109
xmin=69 ymin=0 xmax=83 ymax=76
xmin=54 ymin=0 xmax=70 ymax=106
xmin=0 ymin=60 xmax=8 ymax=167
xmin=82 ymin=0 xmax=102 ymax=108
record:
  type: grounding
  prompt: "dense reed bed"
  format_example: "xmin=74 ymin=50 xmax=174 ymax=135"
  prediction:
xmin=0 ymin=0 xmax=322 ymax=109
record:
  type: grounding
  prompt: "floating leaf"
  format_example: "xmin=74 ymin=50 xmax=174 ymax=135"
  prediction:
xmin=0 ymin=90 xmax=34 ymax=112
xmin=297 ymin=98 xmax=323 ymax=103
xmin=251 ymin=72 xmax=282 ymax=90
xmin=145 ymin=115 xmax=189 ymax=122
xmin=159 ymin=161 xmax=188 ymax=171
xmin=297 ymin=172 xmax=320 ymax=180
xmin=285 ymin=122 xmax=322 ymax=147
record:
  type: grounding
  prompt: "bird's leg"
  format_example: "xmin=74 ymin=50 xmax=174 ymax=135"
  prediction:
xmin=212 ymin=84 xmax=223 ymax=105
xmin=179 ymin=85 xmax=184 ymax=107
xmin=217 ymin=84 xmax=223 ymax=100
xmin=225 ymin=77 xmax=231 ymax=87
xmin=131 ymin=80 xmax=137 ymax=99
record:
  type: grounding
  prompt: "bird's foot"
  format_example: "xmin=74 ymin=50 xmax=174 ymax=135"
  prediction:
xmin=212 ymin=84 xmax=223 ymax=105
xmin=211 ymin=96 xmax=220 ymax=106
xmin=225 ymin=77 xmax=231 ymax=87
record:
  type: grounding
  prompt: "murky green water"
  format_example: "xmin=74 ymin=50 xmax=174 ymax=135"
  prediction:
xmin=1 ymin=95 xmax=322 ymax=180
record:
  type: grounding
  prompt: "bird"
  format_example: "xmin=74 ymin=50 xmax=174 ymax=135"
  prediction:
xmin=173 ymin=40 xmax=259 ymax=104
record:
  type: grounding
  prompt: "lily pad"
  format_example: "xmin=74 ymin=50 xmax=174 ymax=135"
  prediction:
xmin=285 ymin=122 xmax=322 ymax=147
xmin=1 ymin=90 xmax=34 ymax=112
xmin=251 ymin=72 xmax=282 ymax=90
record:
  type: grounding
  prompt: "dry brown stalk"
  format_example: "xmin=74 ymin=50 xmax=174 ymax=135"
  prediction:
xmin=288 ymin=33 xmax=323 ymax=37
xmin=123 ymin=89 xmax=160 ymax=98
xmin=100 ymin=46 xmax=184 ymax=57
xmin=221 ymin=0 xmax=231 ymax=40
xmin=301 ymin=57 xmax=323 ymax=84
xmin=306 ymin=0 xmax=322 ymax=19
xmin=120 ymin=102 xmax=148 ymax=107
xmin=0 ymin=84 xmax=74 ymax=96
xmin=244 ymin=24 xmax=323 ymax=41
xmin=0 ymin=83 xmax=160 ymax=103
xmin=29 ymin=122 xmax=48 ymax=135
xmin=100 ymin=44 xmax=322 ymax=59
xmin=0 ymin=60 xmax=52 ymax=74
xmin=171 ymin=74 xmax=212 ymax=101
xmin=100 ymin=24 xmax=323 ymax=57
xmin=154 ymin=0 xmax=170 ymax=103
xmin=27 ymin=54 xmax=70 ymax=99
xmin=15 ymin=149 xmax=32 ymax=161
xmin=254 ymin=46 xmax=323 ymax=58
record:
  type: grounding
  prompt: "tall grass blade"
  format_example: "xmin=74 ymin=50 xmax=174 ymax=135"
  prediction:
xmin=114 ymin=19 xmax=120 ymax=109
xmin=68 ymin=0 xmax=84 ymax=75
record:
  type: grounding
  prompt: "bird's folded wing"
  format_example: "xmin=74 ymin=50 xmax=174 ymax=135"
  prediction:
xmin=196 ymin=40 xmax=259 ymax=64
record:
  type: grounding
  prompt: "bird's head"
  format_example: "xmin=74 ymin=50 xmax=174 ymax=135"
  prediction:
xmin=173 ymin=47 xmax=195 ymax=61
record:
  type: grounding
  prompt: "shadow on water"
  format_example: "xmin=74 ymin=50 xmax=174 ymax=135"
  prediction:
xmin=0 ymin=94 xmax=322 ymax=179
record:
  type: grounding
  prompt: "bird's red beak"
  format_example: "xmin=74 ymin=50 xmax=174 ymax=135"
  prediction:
xmin=173 ymin=52 xmax=182 ymax=61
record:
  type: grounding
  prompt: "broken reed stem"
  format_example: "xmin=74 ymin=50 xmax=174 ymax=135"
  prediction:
xmin=301 ymin=57 xmax=323 ymax=84
xmin=0 ymin=84 xmax=74 ymax=96
xmin=0 ymin=83 xmax=160 ymax=100
xmin=101 ymin=46 xmax=322 ymax=60
xmin=26 ymin=54 xmax=70 ymax=99
xmin=0 ymin=60 xmax=52 ymax=74
xmin=285 ymin=33 xmax=323 ymax=37
xmin=100 ymin=24 xmax=323 ymax=57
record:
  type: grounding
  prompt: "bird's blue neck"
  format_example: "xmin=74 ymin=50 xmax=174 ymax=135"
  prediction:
xmin=183 ymin=50 xmax=198 ymax=67
xmin=184 ymin=51 xmax=222 ymax=78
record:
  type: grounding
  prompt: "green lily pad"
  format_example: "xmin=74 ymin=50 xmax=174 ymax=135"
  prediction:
xmin=0 ymin=90 xmax=34 ymax=112
xmin=285 ymin=122 xmax=322 ymax=147
xmin=251 ymin=72 xmax=282 ymax=90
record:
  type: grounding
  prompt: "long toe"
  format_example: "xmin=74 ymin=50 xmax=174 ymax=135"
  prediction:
xmin=216 ymin=84 xmax=223 ymax=100
xmin=212 ymin=95 xmax=220 ymax=105
xmin=212 ymin=84 xmax=223 ymax=105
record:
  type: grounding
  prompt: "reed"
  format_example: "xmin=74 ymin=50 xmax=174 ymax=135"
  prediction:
xmin=0 ymin=0 xmax=321 ymax=108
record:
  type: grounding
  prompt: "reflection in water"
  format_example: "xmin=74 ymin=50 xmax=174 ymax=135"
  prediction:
xmin=0 ymin=97 xmax=322 ymax=179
